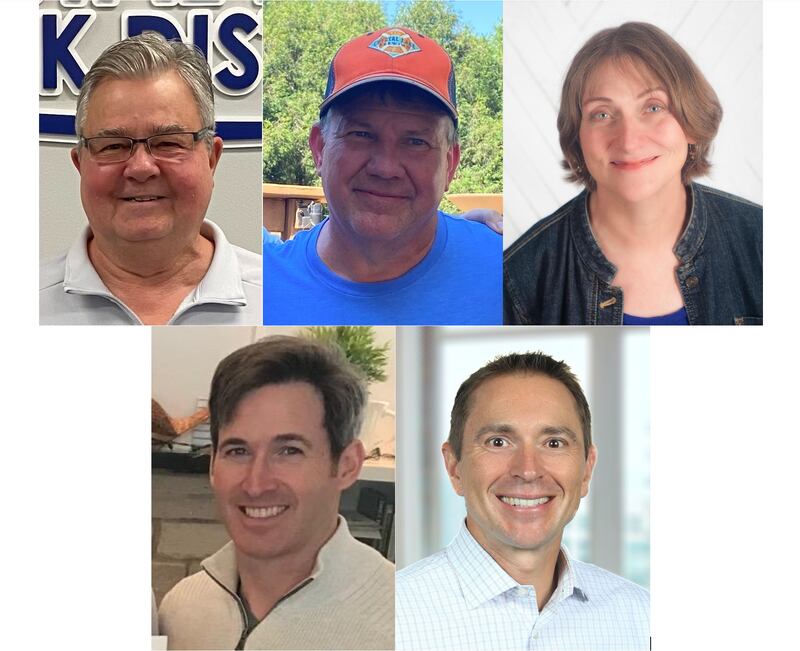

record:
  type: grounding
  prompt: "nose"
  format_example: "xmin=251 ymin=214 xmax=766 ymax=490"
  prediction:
xmin=615 ymin=115 xmax=647 ymax=152
xmin=508 ymin=442 xmax=541 ymax=481
xmin=241 ymin=454 xmax=281 ymax=498
xmin=365 ymin=140 xmax=404 ymax=179
xmin=123 ymin=141 xmax=160 ymax=182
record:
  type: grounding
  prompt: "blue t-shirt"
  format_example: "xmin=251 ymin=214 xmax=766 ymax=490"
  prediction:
xmin=263 ymin=212 xmax=502 ymax=325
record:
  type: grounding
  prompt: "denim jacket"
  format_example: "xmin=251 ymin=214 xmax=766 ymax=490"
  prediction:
xmin=503 ymin=183 xmax=762 ymax=325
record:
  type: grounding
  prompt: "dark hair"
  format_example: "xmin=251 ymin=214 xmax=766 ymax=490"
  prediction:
xmin=319 ymin=81 xmax=458 ymax=145
xmin=558 ymin=21 xmax=722 ymax=189
xmin=209 ymin=336 xmax=367 ymax=460
xmin=448 ymin=352 xmax=592 ymax=460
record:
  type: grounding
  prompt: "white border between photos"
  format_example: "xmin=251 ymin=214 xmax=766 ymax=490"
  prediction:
xmin=5 ymin=1 xmax=798 ymax=650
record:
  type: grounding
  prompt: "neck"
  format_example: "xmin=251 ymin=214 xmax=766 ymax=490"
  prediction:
xmin=588 ymin=182 xmax=688 ymax=255
xmin=316 ymin=213 xmax=438 ymax=282
xmin=88 ymin=231 xmax=214 ymax=324
xmin=236 ymin=516 xmax=339 ymax=621
xmin=467 ymin=519 xmax=562 ymax=612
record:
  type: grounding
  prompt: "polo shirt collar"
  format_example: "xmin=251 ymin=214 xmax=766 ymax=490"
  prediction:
xmin=62 ymin=220 xmax=248 ymax=306
xmin=446 ymin=521 xmax=588 ymax=609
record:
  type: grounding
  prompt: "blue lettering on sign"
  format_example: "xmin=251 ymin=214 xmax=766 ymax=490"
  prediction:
xmin=127 ymin=15 xmax=183 ymax=41
xmin=192 ymin=11 xmax=211 ymax=59
xmin=214 ymin=10 xmax=259 ymax=92
xmin=39 ymin=4 xmax=262 ymax=140
xmin=40 ymin=10 xmax=95 ymax=94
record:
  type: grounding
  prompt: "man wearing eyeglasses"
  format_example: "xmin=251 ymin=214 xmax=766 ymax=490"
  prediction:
xmin=39 ymin=32 xmax=261 ymax=325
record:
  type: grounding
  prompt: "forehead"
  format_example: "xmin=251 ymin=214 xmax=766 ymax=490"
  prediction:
xmin=220 ymin=382 xmax=328 ymax=445
xmin=84 ymin=70 xmax=202 ymax=131
xmin=335 ymin=95 xmax=450 ymax=129
xmin=466 ymin=373 xmax=583 ymax=436
xmin=583 ymin=56 xmax=665 ymax=99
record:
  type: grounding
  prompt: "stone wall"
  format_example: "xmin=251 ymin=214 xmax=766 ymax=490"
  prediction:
xmin=152 ymin=469 xmax=229 ymax=606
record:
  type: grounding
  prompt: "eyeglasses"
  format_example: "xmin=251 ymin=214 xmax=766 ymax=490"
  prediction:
xmin=79 ymin=127 xmax=215 ymax=163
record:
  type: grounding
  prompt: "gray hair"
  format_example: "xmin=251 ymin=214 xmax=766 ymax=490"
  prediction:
xmin=75 ymin=32 xmax=215 ymax=147
xmin=318 ymin=81 xmax=459 ymax=147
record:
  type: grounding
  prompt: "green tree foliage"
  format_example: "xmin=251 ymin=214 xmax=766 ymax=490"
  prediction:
xmin=262 ymin=0 xmax=386 ymax=185
xmin=263 ymin=0 xmax=502 ymax=209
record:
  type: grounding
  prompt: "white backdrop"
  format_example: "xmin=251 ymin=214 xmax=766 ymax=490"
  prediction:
xmin=5 ymin=2 xmax=799 ymax=651
xmin=504 ymin=0 xmax=763 ymax=248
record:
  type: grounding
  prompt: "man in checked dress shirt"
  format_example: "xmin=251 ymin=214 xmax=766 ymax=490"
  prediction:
xmin=396 ymin=352 xmax=649 ymax=650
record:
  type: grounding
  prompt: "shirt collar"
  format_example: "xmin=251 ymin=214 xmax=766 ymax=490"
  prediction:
xmin=568 ymin=182 xmax=708 ymax=280
xmin=446 ymin=521 xmax=589 ymax=610
xmin=62 ymin=220 xmax=248 ymax=307
xmin=200 ymin=515 xmax=358 ymax=603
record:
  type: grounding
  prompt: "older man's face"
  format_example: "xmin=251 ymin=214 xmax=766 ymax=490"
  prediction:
xmin=310 ymin=96 xmax=459 ymax=245
xmin=71 ymin=70 xmax=222 ymax=250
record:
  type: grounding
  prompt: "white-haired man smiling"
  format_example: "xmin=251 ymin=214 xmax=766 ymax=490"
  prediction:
xmin=40 ymin=32 xmax=261 ymax=325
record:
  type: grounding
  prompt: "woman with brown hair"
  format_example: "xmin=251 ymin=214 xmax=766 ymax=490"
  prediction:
xmin=504 ymin=22 xmax=762 ymax=325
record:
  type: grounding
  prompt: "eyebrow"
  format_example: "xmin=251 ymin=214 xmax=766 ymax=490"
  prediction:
xmin=272 ymin=433 xmax=313 ymax=447
xmin=218 ymin=433 xmax=314 ymax=449
xmin=582 ymin=86 xmax=668 ymax=107
xmin=473 ymin=423 xmax=512 ymax=441
xmin=337 ymin=117 xmax=437 ymax=136
xmin=91 ymin=124 xmax=190 ymax=138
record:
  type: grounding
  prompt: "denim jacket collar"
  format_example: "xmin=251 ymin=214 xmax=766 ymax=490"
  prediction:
xmin=503 ymin=181 xmax=761 ymax=325
xmin=570 ymin=184 xmax=708 ymax=276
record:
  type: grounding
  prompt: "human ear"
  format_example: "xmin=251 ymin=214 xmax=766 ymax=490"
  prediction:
xmin=442 ymin=442 xmax=464 ymax=497
xmin=335 ymin=439 xmax=365 ymax=490
xmin=71 ymin=147 xmax=81 ymax=173
xmin=208 ymin=136 xmax=224 ymax=174
xmin=208 ymin=449 xmax=217 ymax=489
xmin=444 ymin=142 xmax=460 ymax=191
xmin=581 ymin=445 xmax=597 ymax=498
xmin=309 ymin=123 xmax=325 ymax=174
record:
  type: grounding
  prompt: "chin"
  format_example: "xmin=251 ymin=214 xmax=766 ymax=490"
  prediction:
xmin=116 ymin=219 xmax=176 ymax=242
xmin=604 ymin=178 xmax=668 ymax=204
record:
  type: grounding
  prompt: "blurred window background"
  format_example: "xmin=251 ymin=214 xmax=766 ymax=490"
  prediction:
xmin=397 ymin=326 xmax=649 ymax=589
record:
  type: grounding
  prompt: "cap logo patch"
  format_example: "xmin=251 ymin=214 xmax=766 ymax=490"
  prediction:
xmin=368 ymin=29 xmax=421 ymax=58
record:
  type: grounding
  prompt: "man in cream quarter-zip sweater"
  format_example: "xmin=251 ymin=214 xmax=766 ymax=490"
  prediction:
xmin=158 ymin=336 xmax=394 ymax=650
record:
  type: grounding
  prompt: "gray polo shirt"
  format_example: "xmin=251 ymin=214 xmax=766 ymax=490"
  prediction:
xmin=39 ymin=220 xmax=262 ymax=325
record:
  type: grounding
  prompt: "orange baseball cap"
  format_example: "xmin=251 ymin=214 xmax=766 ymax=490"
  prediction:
xmin=320 ymin=27 xmax=457 ymax=120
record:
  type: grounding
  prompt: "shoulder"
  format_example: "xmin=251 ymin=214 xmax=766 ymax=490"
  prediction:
xmin=437 ymin=213 xmax=502 ymax=285
xmin=396 ymin=549 xmax=453 ymax=597
xmin=351 ymin=538 xmax=396 ymax=585
xmin=264 ymin=225 xmax=317 ymax=263
xmin=504 ymin=193 xmax=583 ymax=262
xmin=158 ymin=569 xmax=224 ymax=633
xmin=39 ymin=252 xmax=67 ymax=291
xmin=441 ymin=212 xmax=502 ymax=243
xmin=159 ymin=568 xmax=219 ymax=613
xmin=231 ymin=244 xmax=262 ymax=286
xmin=693 ymin=183 xmax=762 ymax=228
xmin=571 ymin=558 xmax=650 ymax=611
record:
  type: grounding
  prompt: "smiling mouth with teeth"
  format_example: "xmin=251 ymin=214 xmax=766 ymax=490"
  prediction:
xmin=240 ymin=505 xmax=288 ymax=519
xmin=499 ymin=496 xmax=552 ymax=508
xmin=124 ymin=196 xmax=163 ymax=202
